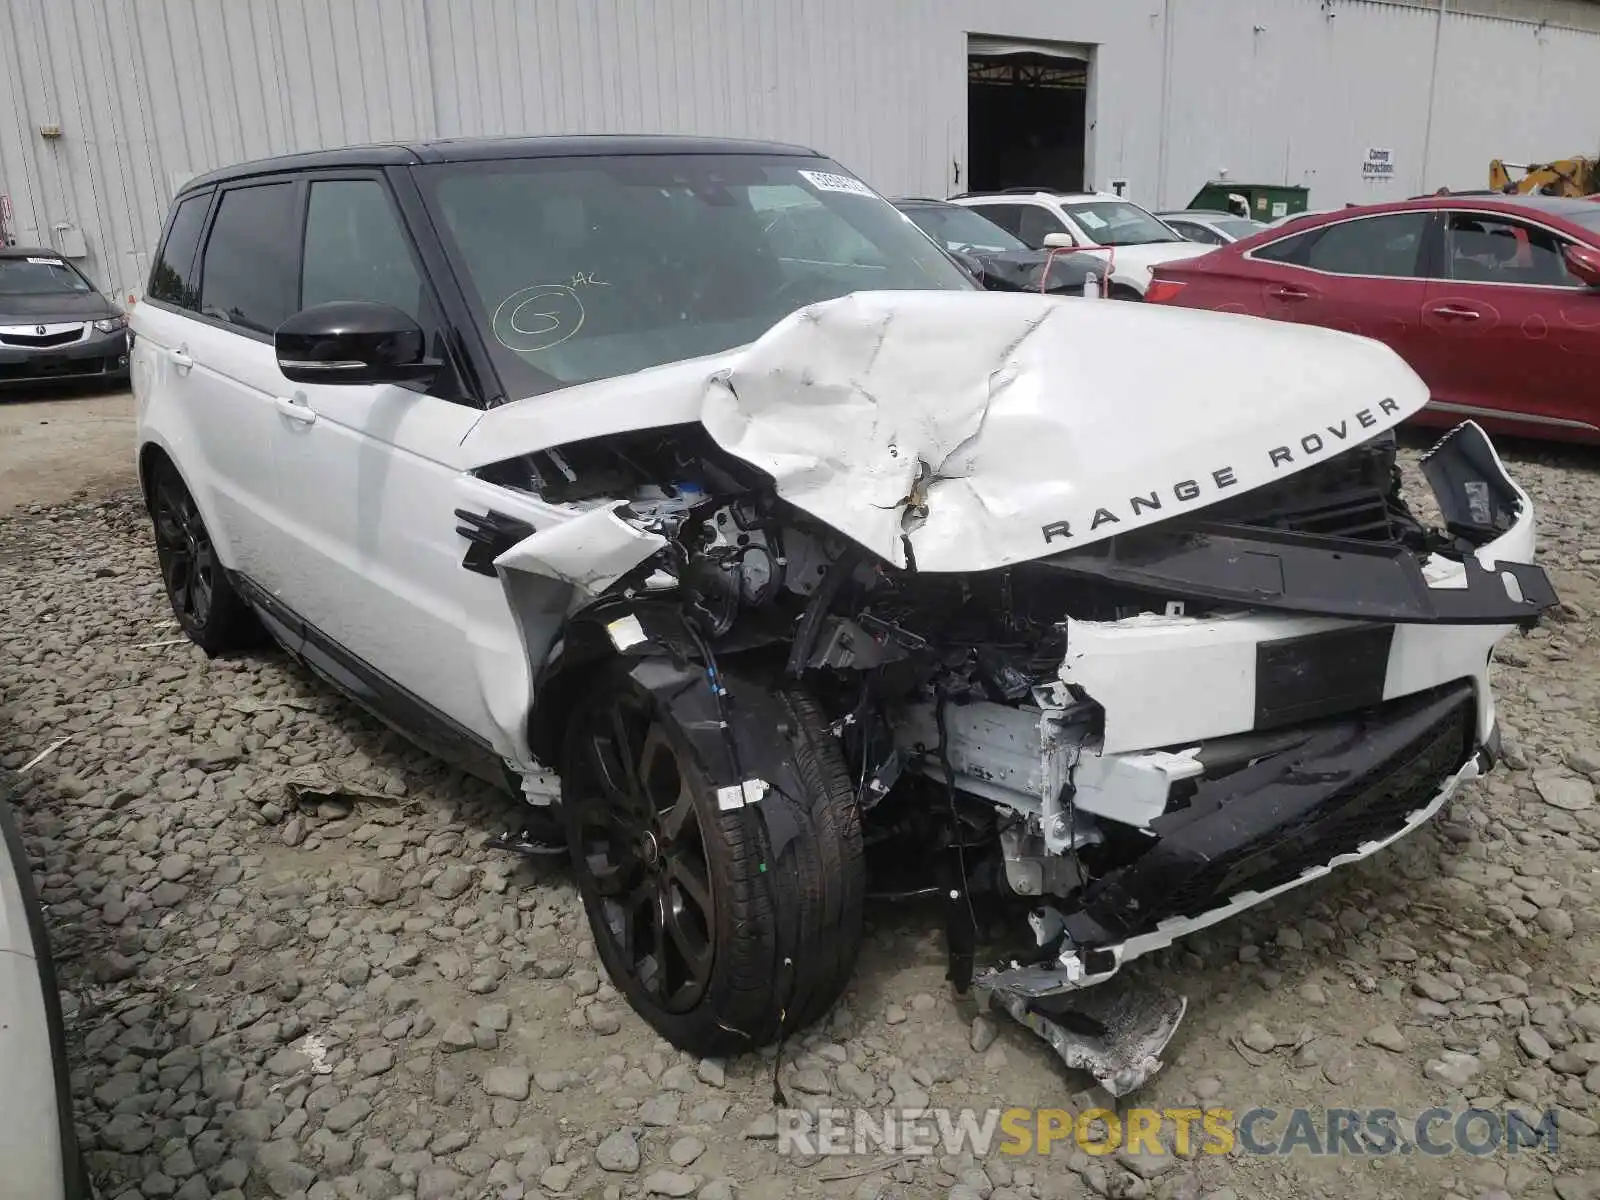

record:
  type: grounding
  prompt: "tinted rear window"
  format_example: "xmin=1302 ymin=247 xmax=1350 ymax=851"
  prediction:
xmin=148 ymin=193 xmax=210 ymax=308
xmin=198 ymin=183 xmax=299 ymax=335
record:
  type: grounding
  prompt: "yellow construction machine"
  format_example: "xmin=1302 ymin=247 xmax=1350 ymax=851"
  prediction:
xmin=1488 ymin=156 xmax=1600 ymax=197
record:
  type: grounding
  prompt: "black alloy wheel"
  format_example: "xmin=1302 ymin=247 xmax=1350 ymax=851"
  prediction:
xmin=567 ymin=688 xmax=716 ymax=1013
xmin=147 ymin=460 xmax=260 ymax=654
xmin=562 ymin=663 xmax=865 ymax=1055
xmin=153 ymin=474 xmax=218 ymax=630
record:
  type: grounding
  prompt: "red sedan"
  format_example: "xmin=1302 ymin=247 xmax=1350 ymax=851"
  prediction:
xmin=1148 ymin=195 xmax=1600 ymax=442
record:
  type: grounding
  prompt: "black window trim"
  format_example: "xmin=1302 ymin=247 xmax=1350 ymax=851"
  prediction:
xmin=141 ymin=186 xmax=217 ymax=315
xmin=1242 ymin=208 xmax=1441 ymax=281
xmin=295 ymin=167 xmax=480 ymax=407
xmin=384 ymin=166 xmax=501 ymax=408
xmin=190 ymin=173 xmax=308 ymax=346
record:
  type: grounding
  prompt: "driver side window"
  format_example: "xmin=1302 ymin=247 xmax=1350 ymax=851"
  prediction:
xmin=301 ymin=179 xmax=430 ymax=318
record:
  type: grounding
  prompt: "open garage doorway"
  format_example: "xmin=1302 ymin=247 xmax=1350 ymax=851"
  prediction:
xmin=966 ymin=36 xmax=1090 ymax=194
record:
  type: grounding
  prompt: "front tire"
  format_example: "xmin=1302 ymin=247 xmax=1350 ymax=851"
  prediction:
xmin=562 ymin=663 xmax=864 ymax=1055
xmin=148 ymin=461 xmax=260 ymax=655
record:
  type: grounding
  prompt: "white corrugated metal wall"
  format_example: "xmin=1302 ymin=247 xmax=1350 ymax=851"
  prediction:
xmin=1160 ymin=0 xmax=1600 ymax=212
xmin=2 ymin=0 xmax=1598 ymax=302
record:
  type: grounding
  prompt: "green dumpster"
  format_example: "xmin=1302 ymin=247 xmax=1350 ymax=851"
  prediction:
xmin=1186 ymin=182 xmax=1310 ymax=222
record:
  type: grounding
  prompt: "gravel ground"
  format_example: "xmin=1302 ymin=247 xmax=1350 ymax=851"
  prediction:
xmin=5 ymin=440 xmax=1600 ymax=1200
xmin=0 ymin=386 xmax=135 ymax=515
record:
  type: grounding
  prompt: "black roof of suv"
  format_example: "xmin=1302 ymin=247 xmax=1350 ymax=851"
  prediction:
xmin=180 ymin=135 xmax=823 ymax=196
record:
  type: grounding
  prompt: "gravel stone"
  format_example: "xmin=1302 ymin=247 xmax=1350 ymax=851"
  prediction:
xmin=643 ymin=1170 xmax=699 ymax=1197
xmin=475 ymin=1003 xmax=511 ymax=1032
xmin=640 ymin=1093 xmax=683 ymax=1125
xmin=670 ymin=1136 xmax=707 ymax=1167
xmin=542 ymin=1162 xmax=578 ymax=1192
xmin=1241 ymin=1024 xmax=1277 ymax=1053
xmin=431 ymin=865 xmax=473 ymax=899
xmin=483 ymin=1065 xmax=531 ymax=1100
xmin=597 ymin=1129 xmax=641 ymax=1172
xmin=322 ymin=1096 xmax=373 ymax=1133
xmin=1536 ymin=771 xmax=1595 ymax=811
xmin=1520 ymin=1028 xmax=1555 ymax=1061
xmin=358 ymin=1047 xmax=396 ymax=1077
xmin=1365 ymin=1024 xmax=1407 ymax=1053
xmin=416 ymin=1166 xmax=468 ymax=1200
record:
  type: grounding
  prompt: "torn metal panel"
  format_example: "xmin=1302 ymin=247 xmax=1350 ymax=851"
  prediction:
xmin=975 ymin=973 xmax=1187 ymax=1098
xmin=493 ymin=502 xmax=667 ymax=599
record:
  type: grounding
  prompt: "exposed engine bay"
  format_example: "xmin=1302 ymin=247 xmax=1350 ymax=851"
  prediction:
xmin=474 ymin=405 xmax=1554 ymax=1093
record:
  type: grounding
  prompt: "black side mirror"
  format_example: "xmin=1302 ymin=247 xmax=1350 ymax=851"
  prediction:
xmin=275 ymin=301 xmax=440 ymax=386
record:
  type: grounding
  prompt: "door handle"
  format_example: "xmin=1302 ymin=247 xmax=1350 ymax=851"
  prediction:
xmin=1430 ymin=304 xmax=1480 ymax=321
xmin=1268 ymin=285 xmax=1312 ymax=301
xmin=274 ymin=395 xmax=317 ymax=425
xmin=169 ymin=346 xmax=194 ymax=374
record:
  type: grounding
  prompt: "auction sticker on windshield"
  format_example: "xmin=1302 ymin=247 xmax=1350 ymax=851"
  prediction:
xmin=799 ymin=169 xmax=876 ymax=197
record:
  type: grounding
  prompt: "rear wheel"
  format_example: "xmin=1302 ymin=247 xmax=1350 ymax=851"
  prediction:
xmin=149 ymin=461 xmax=260 ymax=654
xmin=562 ymin=663 xmax=864 ymax=1054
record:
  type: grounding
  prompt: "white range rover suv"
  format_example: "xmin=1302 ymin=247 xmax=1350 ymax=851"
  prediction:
xmin=133 ymin=136 xmax=1555 ymax=1093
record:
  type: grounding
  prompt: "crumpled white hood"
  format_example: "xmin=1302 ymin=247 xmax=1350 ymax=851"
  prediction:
xmin=470 ymin=290 xmax=1429 ymax=574
xmin=701 ymin=291 xmax=1428 ymax=570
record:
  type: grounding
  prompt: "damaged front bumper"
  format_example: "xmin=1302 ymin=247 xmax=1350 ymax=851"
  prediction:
xmin=954 ymin=423 xmax=1550 ymax=1093
xmin=975 ymin=699 xmax=1489 ymax=1096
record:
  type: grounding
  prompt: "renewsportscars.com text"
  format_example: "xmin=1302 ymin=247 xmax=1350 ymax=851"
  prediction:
xmin=776 ymin=1106 xmax=1562 ymax=1158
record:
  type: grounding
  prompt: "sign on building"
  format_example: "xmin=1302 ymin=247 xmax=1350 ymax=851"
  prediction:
xmin=1362 ymin=147 xmax=1397 ymax=182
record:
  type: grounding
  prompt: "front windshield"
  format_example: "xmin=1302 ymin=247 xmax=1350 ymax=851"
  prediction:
xmin=1063 ymin=202 xmax=1184 ymax=247
xmin=0 ymin=257 xmax=91 ymax=295
xmin=901 ymin=204 xmax=1029 ymax=253
xmin=417 ymin=154 xmax=972 ymax=397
